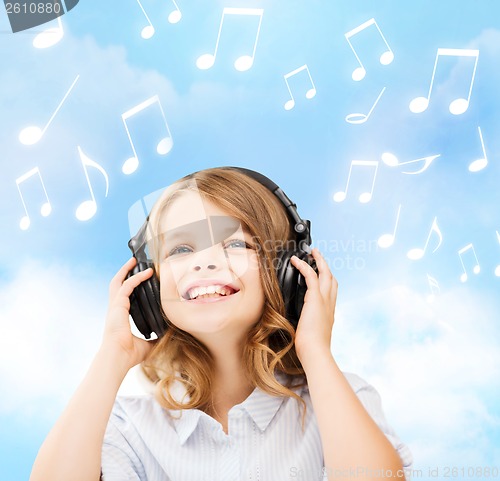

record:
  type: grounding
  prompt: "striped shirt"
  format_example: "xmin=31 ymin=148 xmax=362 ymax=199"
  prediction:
xmin=101 ymin=371 xmax=413 ymax=481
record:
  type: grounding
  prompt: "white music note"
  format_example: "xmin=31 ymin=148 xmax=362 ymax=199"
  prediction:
xmin=407 ymin=217 xmax=442 ymax=260
xmin=196 ymin=8 xmax=264 ymax=71
xmin=495 ymin=231 xmax=500 ymax=277
xmin=121 ymin=95 xmax=173 ymax=175
xmin=469 ymin=126 xmax=488 ymax=173
xmin=458 ymin=243 xmax=480 ymax=282
xmin=427 ymin=274 xmax=440 ymax=302
xmin=136 ymin=0 xmax=155 ymax=39
xmin=333 ymin=160 xmax=379 ymax=203
xmin=283 ymin=65 xmax=317 ymax=110
xmin=344 ymin=18 xmax=394 ymax=81
xmin=16 ymin=167 xmax=52 ymax=230
xmin=168 ymin=0 xmax=182 ymax=24
xmin=75 ymin=147 xmax=109 ymax=221
xmin=381 ymin=152 xmax=440 ymax=175
xmin=33 ymin=16 xmax=63 ymax=49
xmin=345 ymin=87 xmax=386 ymax=124
xmin=409 ymin=48 xmax=479 ymax=115
xmin=378 ymin=204 xmax=401 ymax=249
xmin=19 ymin=74 xmax=80 ymax=146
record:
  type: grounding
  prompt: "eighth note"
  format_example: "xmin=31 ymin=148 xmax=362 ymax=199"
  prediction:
xmin=378 ymin=204 xmax=401 ymax=249
xmin=283 ymin=65 xmax=317 ymax=110
xmin=458 ymin=243 xmax=480 ymax=282
xmin=121 ymin=95 xmax=173 ymax=175
xmin=16 ymin=167 xmax=52 ymax=230
xmin=468 ymin=126 xmax=488 ymax=173
xmin=33 ymin=16 xmax=64 ymax=49
xmin=136 ymin=0 xmax=155 ymax=39
xmin=381 ymin=152 xmax=440 ymax=175
xmin=75 ymin=147 xmax=109 ymax=222
xmin=407 ymin=217 xmax=442 ymax=260
xmin=19 ymin=74 xmax=80 ymax=145
xmin=344 ymin=18 xmax=394 ymax=81
xmin=345 ymin=87 xmax=386 ymax=124
xmin=409 ymin=48 xmax=479 ymax=115
xmin=196 ymin=8 xmax=264 ymax=71
xmin=333 ymin=160 xmax=379 ymax=203
xmin=168 ymin=0 xmax=182 ymax=24
xmin=427 ymin=274 xmax=440 ymax=302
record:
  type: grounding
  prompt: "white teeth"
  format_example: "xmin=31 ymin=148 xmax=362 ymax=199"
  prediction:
xmin=198 ymin=293 xmax=223 ymax=299
xmin=187 ymin=284 xmax=235 ymax=300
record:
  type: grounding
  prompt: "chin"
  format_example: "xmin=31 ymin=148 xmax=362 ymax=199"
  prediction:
xmin=169 ymin=310 xmax=260 ymax=339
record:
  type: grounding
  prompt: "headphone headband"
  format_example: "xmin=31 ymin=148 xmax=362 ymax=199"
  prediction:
xmin=224 ymin=167 xmax=312 ymax=250
xmin=129 ymin=166 xmax=312 ymax=257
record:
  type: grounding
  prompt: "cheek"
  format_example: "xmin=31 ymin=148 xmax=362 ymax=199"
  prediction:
xmin=240 ymin=256 xmax=265 ymax=301
xmin=157 ymin=271 xmax=184 ymax=321
xmin=158 ymin=263 xmax=185 ymax=304
xmin=227 ymin=252 xmax=260 ymax=279
xmin=161 ymin=259 xmax=187 ymax=290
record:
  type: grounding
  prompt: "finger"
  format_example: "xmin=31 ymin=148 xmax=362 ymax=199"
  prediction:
xmin=290 ymin=254 xmax=320 ymax=295
xmin=109 ymin=267 xmax=155 ymax=316
xmin=118 ymin=267 xmax=154 ymax=298
xmin=308 ymin=250 xmax=337 ymax=318
xmin=109 ymin=257 xmax=137 ymax=295
xmin=311 ymin=248 xmax=337 ymax=300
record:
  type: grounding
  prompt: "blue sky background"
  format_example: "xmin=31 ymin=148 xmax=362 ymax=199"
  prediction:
xmin=1 ymin=0 xmax=500 ymax=479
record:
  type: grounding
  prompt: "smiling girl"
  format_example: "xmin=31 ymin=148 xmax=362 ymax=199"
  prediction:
xmin=29 ymin=167 xmax=412 ymax=481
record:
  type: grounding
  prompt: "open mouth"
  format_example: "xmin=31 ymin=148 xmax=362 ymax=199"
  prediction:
xmin=182 ymin=284 xmax=240 ymax=301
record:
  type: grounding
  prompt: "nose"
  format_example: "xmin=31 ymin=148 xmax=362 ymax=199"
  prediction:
xmin=190 ymin=244 xmax=224 ymax=272
xmin=194 ymin=263 xmax=216 ymax=271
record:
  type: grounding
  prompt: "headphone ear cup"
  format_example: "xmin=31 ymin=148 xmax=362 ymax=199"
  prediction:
xmin=127 ymin=261 xmax=167 ymax=339
xmin=129 ymin=290 xmax=150 ymax=339
xmin=276 ymin=250 xmax=317 ymax=329
xmin=276 ymin=250 xmax=300 ymax=328
xmin=143 ymin=267 xmax=167 ymax=338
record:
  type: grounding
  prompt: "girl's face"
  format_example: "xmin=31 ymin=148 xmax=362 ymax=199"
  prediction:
xmin=157 ymin=190 xmax=265 ymax=344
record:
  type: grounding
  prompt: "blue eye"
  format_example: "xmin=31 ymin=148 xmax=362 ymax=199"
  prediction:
xmin=224 ymin=239 xmax=250 ymax=249
xmin=167 ymin=239 xmax=251 ymax=257
xmin=168 ymin=244 xmax=193 ymax=256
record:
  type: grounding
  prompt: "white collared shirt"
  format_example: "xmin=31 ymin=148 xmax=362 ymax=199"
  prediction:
xmin=101 ymin=372 xmax=413 ymax=481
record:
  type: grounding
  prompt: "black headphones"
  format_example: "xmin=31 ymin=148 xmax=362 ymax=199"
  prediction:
xmin=127 ymin=167 xmax=317 ymax=339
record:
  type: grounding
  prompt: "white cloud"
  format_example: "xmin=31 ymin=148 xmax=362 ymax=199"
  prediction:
xmin=332 ymin=282 xmax=500 ymax=467
xmin=0 ymin=258 xmax=158 ymax=421
xmin=0 ymin=260 xmax=108 ymax=419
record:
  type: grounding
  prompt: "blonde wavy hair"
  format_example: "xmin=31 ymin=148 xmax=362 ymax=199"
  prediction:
xmin=141 ymin=167 xmax=307 ymax=427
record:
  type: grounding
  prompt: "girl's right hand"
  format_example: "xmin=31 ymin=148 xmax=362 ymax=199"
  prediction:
xmin=101 ymin=257 xmax=157 ymax=369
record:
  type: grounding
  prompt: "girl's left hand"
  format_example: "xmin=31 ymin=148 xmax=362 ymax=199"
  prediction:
xmin=290 ymin=248 xmax=338 ymax=365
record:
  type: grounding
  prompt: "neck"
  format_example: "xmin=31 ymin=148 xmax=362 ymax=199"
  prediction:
xmin=205 ymin=339 xmax=255 ymax=412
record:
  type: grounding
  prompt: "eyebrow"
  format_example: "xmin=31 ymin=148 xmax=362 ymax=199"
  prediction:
xmin=161 ymin=219 xmax=209 ymax=245
xmin=160 ymin=216 xmax=244 ymax=247
xmin=209 ymin=216 xmax=244 ymax=242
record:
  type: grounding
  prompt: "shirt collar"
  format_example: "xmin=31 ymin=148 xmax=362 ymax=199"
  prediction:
xmin=169 ymin=372 xmax=306 ymax=445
